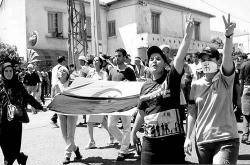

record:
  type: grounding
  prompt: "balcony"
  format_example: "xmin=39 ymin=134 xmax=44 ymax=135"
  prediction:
xmin=136 ymin=33 xmax=215 ymax=53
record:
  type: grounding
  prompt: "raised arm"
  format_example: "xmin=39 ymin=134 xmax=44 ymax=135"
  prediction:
xmin=174 ymin=15 xmax=194 ymax=74
xmin=222 ymin=14 xmax=236 ymax=76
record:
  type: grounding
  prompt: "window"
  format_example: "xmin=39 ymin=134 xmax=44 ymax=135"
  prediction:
xmin=194 ymin=21 xmax=200 ymax=40
xmin=108 ymin=20 xmax=116 ymax=37
xmin=151 ymin=12 xmax=160 ymax=34
xmin=48 ymin=11 xmax=63 ymax=38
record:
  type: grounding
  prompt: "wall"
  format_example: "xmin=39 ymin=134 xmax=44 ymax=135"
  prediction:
xmin=137 ymin=0 xmax=211 ymax=41
xmin=0 ymin=0 xmax=27 ymax=59
xmin=25 ymin=0 xmax=108 ymax=55
xmin=26 ymin=0 xmax=68 ymax=51
xmin=106 ymin=0 xmax=212 ymax=61
xmin=106 ymin=0 xmax=137 ymax=56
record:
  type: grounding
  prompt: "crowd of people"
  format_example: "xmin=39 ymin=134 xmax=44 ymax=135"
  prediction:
xmin=0 ymin=14 xmax=250 ymax=165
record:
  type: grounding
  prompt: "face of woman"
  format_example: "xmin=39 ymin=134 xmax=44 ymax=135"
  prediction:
xmin=149 ymin=53 xmax=166 ymax=74
xmin=58 ymin=70 xmax=68 ymax=84
xmin=3 ymin=66 xmax=14 ymax=80
xmin=93 ymin=57 xmax=101 ymax=70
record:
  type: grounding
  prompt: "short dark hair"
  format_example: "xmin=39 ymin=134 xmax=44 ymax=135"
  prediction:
xmin=69 ymin=64 xmax=75 ymax=69
xmin=194 ymin=52 xmax=200 ymax=57
xmin=87 ymin=59 xmax=93 ymax=66
xmin=98 ymin=57 xmax=104 ymax=69
xmin=57 ymin=56 xmax=66 ymax=63
xmin=115 ymin=48 xmax=127 ymax=57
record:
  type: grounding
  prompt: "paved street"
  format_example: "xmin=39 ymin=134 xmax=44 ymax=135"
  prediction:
xmin=0 ymin=109 xmax=250 ymax=164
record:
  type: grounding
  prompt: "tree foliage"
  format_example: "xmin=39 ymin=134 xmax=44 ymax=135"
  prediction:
xmin=0 ymin=42 xmax=21 ymax=66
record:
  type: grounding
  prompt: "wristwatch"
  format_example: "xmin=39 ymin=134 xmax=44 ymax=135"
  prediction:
xmin=225 ymin=33 xmax=233 ymax=39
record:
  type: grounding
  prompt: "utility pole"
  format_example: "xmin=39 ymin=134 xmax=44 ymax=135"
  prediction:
xmin=67 ymin=0 xmax=87 ymax=69
xmin=91 ymin=0 xmax=102 ymax=57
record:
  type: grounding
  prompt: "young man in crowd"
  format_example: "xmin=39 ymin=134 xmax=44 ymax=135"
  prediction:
xmin=23 ymin=63 xmax=41 ymax=114
xmin=50 ymin=56 xmax=67 ymax=127
xmin=107 ymin=48 xmax=136 ymax=161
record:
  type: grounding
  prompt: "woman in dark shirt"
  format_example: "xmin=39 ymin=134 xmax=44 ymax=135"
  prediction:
xmin=0 ymin=59 xmax=44 ymax=165
xmin=131 ymin=16 xmax=194 ymax=164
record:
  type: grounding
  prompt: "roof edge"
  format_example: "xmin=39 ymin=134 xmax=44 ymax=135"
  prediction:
xmin=106 ymin=0 xmax=215 ymax=18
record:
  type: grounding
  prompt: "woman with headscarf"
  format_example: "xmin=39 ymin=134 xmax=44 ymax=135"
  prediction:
xmin=51 ymin=65 xmax=82 ymax=164
xmin=0 ymin=58 xmax=44 ymax=165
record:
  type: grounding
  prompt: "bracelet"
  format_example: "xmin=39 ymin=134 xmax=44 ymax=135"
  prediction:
xmin=225 ymin=33 xmax=233 ymax=38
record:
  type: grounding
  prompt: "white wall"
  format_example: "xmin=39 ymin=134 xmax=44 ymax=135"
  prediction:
xmin=25 ymin=0 xmax=108 ymax=56
xmin=107 ymin=0 xmax=137 ymax=56
xmin=0 ymin=0 xmax=27 ymax=59
xmin=26 ymin=0 xmax=68 ymax=51
xmin=137 ymin=1 xmax=211 ymax=41
xmin=106 ymin=0 xmax=212 ymax=59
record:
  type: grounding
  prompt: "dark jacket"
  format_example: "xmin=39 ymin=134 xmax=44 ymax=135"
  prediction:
xmin=0 ymin=81 xmax=43 ymax=125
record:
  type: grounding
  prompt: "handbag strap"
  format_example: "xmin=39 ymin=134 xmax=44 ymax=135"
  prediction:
xmin=2 ymin=87 xmax=11 ymax=104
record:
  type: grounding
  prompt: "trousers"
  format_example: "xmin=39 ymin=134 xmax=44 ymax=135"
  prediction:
xmin=108 ymin=115 xmax=131 ymax=153
xmin=196 ymin=139 xmax=239 ymax=164
xmin=0 ymin=121 xmax=22 ymax=165
xmin=59 ymin=115 xmax=78 ymax=158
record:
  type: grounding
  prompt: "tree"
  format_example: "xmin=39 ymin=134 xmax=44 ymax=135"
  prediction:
xmin=0 ymin=42 xmax=21 ymax=67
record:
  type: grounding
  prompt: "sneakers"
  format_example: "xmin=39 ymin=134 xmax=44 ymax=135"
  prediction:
xmin=74 ymin=147 xmax=82 ymax=160
xmin=98 ymin=124 xmax=102 ymax=128
xmin=17 ymin=152 xmax=28 ymax=165
xmin=76 ymin=122 xmax=86 ymax=127
xmin=84 ymin=141 xmax=96 ymax=149
xmin=50 ymin=121 xmax=59 ymax=128
xmin=62 ymin=157 xmax=70 ymax=165
xmin=241 ymin=134 xmax=249 ymax=144
xmin=116 ymin=153 xmax=130 ymax=161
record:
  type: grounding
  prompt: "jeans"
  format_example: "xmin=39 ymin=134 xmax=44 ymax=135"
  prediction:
xmin=108 ymin=115 xmax=131 ymax=153
xmin=59 ymin=115 xmax=78 ymax=158
xmin=141 ymin=135 xmax=185 ymax=165
xmin=196 ymin=139 xmax=239 ymax=164
xmin=242 ymin=115 xmax=250 ymax=140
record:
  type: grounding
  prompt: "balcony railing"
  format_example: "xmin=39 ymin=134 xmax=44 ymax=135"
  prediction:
xmin=136 ymin=33 xmax=215 ymax=53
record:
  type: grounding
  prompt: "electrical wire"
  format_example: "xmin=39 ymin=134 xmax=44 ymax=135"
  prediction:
xmin=199 ymin=0 xmax=250 ymax=24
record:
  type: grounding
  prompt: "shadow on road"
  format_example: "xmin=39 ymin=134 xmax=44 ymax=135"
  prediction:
xmin=238 ymin=154 xmax=250 ymax=160
xmin=72 ymin=156 xmax=140 ymax=165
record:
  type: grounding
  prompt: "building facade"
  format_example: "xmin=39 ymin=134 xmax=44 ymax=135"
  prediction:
xmin=0 ymin=0 xmax=214 ymax=68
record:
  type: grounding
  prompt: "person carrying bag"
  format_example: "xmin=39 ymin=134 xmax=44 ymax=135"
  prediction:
xmin=0 ymin=58 xmax=44 ymax=165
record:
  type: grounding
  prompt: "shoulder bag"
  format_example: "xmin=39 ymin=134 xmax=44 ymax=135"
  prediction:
xmin=4 ymin=88 xmax=29 ymax=123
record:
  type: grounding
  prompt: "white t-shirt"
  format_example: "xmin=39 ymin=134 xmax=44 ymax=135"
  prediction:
xmin=190 ymin=70 xmax=239 ymax=145
xmin=51 ymin=64 xmax=62 ymax=88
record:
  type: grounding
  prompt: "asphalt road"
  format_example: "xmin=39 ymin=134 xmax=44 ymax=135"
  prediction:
xmin=0 ymin=110 xmax=250 ymax=165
